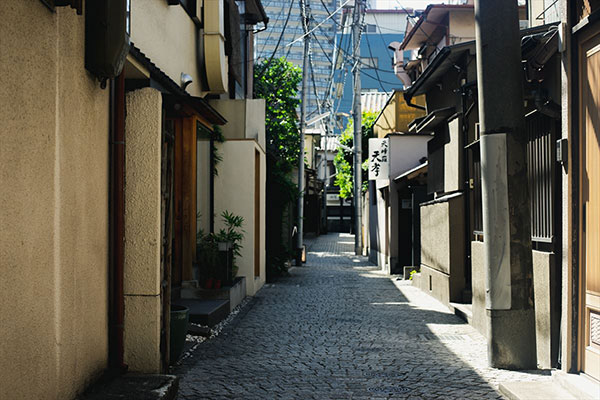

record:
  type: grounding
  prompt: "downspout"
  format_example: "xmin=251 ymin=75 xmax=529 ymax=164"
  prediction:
xmin=405 ymin=94 xmax=426 ymax=111
xmin=109 ymin=71 xmax=127 ymax=371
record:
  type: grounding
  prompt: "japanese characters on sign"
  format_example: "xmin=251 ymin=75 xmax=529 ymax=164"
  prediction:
xmin=368 ymin=138 xmax=390 ymax=180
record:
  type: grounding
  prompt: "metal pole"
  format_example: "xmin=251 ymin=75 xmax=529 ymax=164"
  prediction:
xmin=321 ymin=121 xmax=330 ymax=234
xmin=352 ymin=0 xmax=363 ymax=255
xmin=297 ymin=0 xmax=310 ymax=265
xmin=475 ymin=0 xmax=536 ymax=369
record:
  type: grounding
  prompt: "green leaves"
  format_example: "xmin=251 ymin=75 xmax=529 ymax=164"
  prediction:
xmin=333 ymin=111 xmax=378 ymax=199
xmin=254 ymin=57 xmax=302 ymax=174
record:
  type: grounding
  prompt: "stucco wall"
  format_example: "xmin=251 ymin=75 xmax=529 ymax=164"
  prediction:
xmin=130 ymin=0 xmax=201 ymax=96
xmin=123 ymin=88 xmax=163 ymax=373
xmin=448 ymin=10 xmax=475 ymax=43
xmin=214 ymin=140 xmax=266 ymax=296
xmin=0 ymin=3 xmax=109 ymax=399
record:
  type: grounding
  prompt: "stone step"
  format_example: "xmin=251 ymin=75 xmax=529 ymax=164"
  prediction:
xmin=173 ymin=299 xmax=230 ymax=327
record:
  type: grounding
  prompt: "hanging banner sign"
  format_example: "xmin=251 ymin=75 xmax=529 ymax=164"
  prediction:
xmin=368 ymin=138 xmax=390 ymax=180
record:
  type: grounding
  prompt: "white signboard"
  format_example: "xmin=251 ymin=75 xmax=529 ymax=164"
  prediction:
xmin=368 ymin=138 xmax=390 ymax=180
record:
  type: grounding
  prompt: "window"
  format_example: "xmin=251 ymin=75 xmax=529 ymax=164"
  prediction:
xmin=366 ymin=24 xmax=377 ymax=33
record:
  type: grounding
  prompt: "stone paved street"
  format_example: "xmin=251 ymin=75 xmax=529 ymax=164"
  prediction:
xmin=176 ymin=233 xmax=550 ymax=399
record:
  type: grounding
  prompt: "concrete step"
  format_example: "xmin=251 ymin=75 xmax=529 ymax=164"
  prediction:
xmin=449 ymin=302 xmax=473 ymax=325
xmin=174 ymin=299 xmax=230 ymax=327
xmin=500 ymin=372 xmax=600 ymax=400
xmin=78 ymin=374 xmax=178 ymax=400
xmin=499 ymin=381 xmax=578 ymax=400
xmin=553 ymin=370 xmax=600 ymax=400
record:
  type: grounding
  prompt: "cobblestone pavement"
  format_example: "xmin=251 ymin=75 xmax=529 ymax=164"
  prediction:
xmin=176 ymin=233 xmax=550 ymax=399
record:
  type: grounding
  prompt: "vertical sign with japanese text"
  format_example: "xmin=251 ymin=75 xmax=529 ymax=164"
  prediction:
xmin=368 ymin=138 xmax=390 ymax=180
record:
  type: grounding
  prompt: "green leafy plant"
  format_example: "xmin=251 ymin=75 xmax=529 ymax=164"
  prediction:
xmin=196 ymin=211 xmax=245 ymax=282
xmin=334 ymin=111 xmax=378 ymax=199
xmin=409 ymin=269 xmax=419 ymax=280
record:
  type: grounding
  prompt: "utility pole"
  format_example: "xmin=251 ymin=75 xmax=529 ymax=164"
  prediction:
xmin=321 ymin=119 xmax=330 ymax=234
xmin=474 ymin=0 xmax=536 ymax=369
xmin=352 ymin=0 xmax=363 ymax=255
xmin=297 ymin=0 xmax=310 ymax=265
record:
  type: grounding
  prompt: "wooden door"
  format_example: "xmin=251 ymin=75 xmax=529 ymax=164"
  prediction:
xmin=173 ymin=117 xmax=198 ymax=286
xmin=579 ymin=27 xmax=600 ymax=381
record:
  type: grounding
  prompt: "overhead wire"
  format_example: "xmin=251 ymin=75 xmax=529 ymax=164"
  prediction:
xmin=256 ymin=0 xmax=296 ymax=79
xmin=256 ymin=1 xmax=288 ymax=59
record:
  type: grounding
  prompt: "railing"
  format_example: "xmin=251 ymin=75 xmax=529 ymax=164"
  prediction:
xmin=468 ymin=111 xmax=557 ymax=244
xmin=526 ymin=111 xmax=556 ymax=243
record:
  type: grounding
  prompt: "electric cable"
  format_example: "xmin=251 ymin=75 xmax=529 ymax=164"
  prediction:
xmin=257 ymin=0 xmax=296 ymax=79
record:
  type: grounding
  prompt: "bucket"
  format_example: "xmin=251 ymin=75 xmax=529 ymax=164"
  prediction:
xmin=169 ymin=304 xmax=189 ymax=365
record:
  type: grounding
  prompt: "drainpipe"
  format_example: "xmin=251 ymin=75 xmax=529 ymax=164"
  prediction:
xmin=109 ymin=71 xmax=127 ymax=371
xmin=404 ymin=92 xmax=426 ymax=111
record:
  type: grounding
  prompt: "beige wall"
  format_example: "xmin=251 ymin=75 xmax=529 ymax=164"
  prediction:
xmin=214 ymin=140 xmax=266 ymax=296
xmin=208 ymin=99 xmax=267 ymax=150
xmin=0 ymin=3 xmax=109 ymax=399
xmin=123 ymin=88 xmax=163 ymax=373
xmin=130 ymin=0 xmax=202 ymax=96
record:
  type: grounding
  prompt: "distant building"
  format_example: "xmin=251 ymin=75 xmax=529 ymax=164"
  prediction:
xmin=333 ymin=8 xmax=411 ymax=131
xmin=255 ymin=0 xmax=337 ymax=117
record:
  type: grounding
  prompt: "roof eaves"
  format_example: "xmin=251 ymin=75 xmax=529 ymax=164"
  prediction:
xmin=129 ymin=43 xmax=227 ymax=126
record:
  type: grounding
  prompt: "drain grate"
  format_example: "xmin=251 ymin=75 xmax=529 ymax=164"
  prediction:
xmin=367 ymin=386 xmax=411 ymax=394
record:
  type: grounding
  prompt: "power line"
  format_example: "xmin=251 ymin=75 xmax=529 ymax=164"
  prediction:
xmin=257 ymin=0 xmax=296 ymax=79
xmin=287 ymin=0 xmax=353 ymax=47
xmin=256 ymin=2 xmax=288 ymax=59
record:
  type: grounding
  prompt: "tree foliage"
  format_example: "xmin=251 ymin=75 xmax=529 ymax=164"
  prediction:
xmin=254 ymin=57 xmax=302 ymax=187
xmin=334 ymin=111 xmax=377 ymax=199
xmin=254 ymin=57 xmax=303 ymax=278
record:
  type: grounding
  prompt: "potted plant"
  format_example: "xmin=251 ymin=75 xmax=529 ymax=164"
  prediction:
xmin=196 ymin=211 xmax=244 ymax=288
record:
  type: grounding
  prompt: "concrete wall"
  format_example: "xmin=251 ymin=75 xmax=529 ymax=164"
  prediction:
xmin=471 ymin=242 xmax=557 ymax=369
xmin=123 ymin=88 xmax=163 ymax=373
xmin=214 ymin=140 xmax=266 ymax=296
xmin=471 ymin=241 xmax=487 ymax=336
xmin=0 ymin=3 xmax=109 ymax=399
xmin=420 ymin=194 xmax=465 ymax=304
xmin=130 ymin=0 xmax=202 ymax=96
xmin=532 ymin=250 xmax=557 ymax=369
xmin=444 ymin=118 xmax=463 ymax=192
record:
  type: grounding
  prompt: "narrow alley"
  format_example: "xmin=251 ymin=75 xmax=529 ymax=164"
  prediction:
xmin=176 ymin=233 xmax=549 ymax=399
